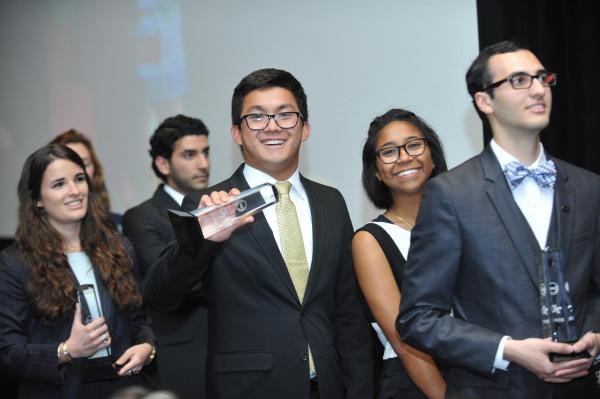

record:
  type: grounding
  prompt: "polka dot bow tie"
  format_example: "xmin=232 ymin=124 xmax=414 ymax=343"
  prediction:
xmin=503 ymin=159 xmax=557 ymax=189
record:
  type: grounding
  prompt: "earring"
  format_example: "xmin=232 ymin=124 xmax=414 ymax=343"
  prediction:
xmin=36 ymin=201 xmax=43 ymax=208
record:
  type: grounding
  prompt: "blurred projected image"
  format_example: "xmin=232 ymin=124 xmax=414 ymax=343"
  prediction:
xmin=136 ymin=0 xmax=187 ymax=103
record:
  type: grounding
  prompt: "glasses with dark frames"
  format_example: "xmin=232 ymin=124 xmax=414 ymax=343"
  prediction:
xmin=376 ymin=138 xmax=428 ymax=164
xmin=482 ymin=71 xmax=557 ymax=91
xmin=240 ymin=112 xmax=304 ymax=131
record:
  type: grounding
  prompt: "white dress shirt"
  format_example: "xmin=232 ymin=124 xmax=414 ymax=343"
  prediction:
xmin=489 ymin=139 xmax=555 ymax=371
xmin=243 ymin=164 xmax=313 ymax=269
xmin=163 ymin=184 xmax=185 ymax=207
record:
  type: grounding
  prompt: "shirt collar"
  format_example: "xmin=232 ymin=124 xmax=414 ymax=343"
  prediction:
xmin=490 ymin=138 xmax=547 ymax=169
xmin=242 ymin=163 xmax=307 ymax=200
xmin=163 ymin=184 xmax=185 ymax=207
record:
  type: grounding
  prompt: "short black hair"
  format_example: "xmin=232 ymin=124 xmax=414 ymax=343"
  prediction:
xmin=149 ymin=114 xmax=209 ymax=181
xmin=362 ymin=109 xmax=447 ymax=210
xmin=231 ymin=68 xmax=308 ymax=125
xmin=466 ymin=41 xmax=527 ymax=121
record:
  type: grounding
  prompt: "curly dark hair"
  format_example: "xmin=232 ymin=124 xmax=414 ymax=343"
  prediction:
xmin=149 ymin=114 xmax=210 ymax=181
xmin=15 ymin=144 xmax=141 ymax=321
xmin=362 ymin=109 xmax=447 ymax=209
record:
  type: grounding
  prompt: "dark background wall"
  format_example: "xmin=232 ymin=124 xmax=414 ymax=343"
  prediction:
xmin=477 ymin=0 xmax=600 ymax=173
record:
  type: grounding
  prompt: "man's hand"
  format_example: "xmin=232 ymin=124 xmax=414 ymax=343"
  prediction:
xmin=198 ymin=188 xmax=254 ymax=243
xmin=504 ymin=337 xmax=593 ymax=383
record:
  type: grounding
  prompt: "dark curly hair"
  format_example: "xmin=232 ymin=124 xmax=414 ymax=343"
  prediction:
xmin=362 ymin=109 xmax=447 ymax=209
xmin=15 ymin=144 xmax=142 ymax=321
xmin=149 ymin=114 xmax=210 ymax=182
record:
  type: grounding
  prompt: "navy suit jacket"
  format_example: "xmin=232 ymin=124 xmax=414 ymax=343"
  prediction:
xmin=398 ymin=146 xmax=600 ymax=398
xmin=0 ymin=241 xmax=155 ymax=399
xmin=123 ymin=185 xmax=209 ymax=399
xmin=143 ymin=165 xmax=374 ymax=399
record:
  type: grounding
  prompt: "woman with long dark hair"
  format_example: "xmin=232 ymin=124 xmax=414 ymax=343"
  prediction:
xmin=50 ymin=129 xmax=123 ymax=229
xmin=0 ymin=144 xmax=156 ymax=398
xmin=353 ymin=109 xmax=447 ymax=399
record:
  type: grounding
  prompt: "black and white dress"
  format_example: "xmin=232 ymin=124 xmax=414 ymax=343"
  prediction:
xmin=357 ymin=215 xmax=427 ymax=399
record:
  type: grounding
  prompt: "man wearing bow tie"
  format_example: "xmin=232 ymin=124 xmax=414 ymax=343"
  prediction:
xmin=398 ymin=41 xmax=600 ymax=398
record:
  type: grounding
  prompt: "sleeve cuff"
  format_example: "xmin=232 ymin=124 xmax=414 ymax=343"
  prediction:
xmin=167 ymin=209 xmax=206 ymax=257
xmin=492 ymin=335 xmax=511 ymax=372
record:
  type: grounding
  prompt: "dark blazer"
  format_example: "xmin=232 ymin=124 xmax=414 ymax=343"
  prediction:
xmin=143 ymin=165 xmax=374 ymax=399
xmin=0 ymin=242 xmax=155 ymax=399
xmin=123 ymin=185 xmax=209 ymax=399
xmin=397 ymin=146 xmax=600 ymax=398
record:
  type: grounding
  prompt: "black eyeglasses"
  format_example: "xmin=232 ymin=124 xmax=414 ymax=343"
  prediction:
xmin=376 ymin=138 xmax=428 ymax=164
xmin=240 ymin=112 xmax=304 ymax=131
xmin=483 ymin=71 xmax=557 ymax=91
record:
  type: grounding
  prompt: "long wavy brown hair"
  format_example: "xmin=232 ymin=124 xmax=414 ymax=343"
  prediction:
xmin=15 ymin=144 xmax=141 ymax=321
xmin=50 ymin=129 xmax=111 ymax=214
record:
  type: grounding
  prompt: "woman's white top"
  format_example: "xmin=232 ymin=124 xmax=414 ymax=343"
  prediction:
xmin=368 ymin=220 xmax=411 ymax=360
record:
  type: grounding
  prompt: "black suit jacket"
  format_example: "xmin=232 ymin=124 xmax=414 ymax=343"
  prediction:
xmin=398 ymin=146 xmax=600 ymax=398
xmin=0 ymin=242 xmax=155 ymax=399
xmin=123 ymin=185 xmax=209 ymax=399
xmin=143 ymin=165 xmax=374 ymax=399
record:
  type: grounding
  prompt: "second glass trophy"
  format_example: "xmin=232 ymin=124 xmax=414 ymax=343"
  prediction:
xmin=538 ymin=247 xmax=589 ymax=361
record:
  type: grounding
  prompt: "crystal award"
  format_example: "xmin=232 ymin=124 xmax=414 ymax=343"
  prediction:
xmin=168 ymin=182 xmax=278 ymax=240
xmin=538 ymin=247 xmax=589 ymax=361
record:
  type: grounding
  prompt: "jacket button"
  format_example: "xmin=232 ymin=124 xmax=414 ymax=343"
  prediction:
xmin=299 ymin=353 xmax=308 ymax=362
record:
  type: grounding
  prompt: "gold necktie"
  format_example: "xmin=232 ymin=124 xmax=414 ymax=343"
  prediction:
xmin=275 ymin=181 xmax=315 ymax=373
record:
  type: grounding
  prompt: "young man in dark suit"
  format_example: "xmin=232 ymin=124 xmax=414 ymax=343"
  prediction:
xmin=398 ymin=41 xmax=600 ymax=398
xmin=143 ymin=69 xmax=374 ymax=399
xmin=123 ymin=114 xmax=210 ymax=399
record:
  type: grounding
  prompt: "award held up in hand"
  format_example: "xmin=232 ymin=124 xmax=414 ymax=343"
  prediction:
xmin=538 ymin=247 xmax=589 ymax=362
xmin=168 ymin=183 xmax=278 ymax=241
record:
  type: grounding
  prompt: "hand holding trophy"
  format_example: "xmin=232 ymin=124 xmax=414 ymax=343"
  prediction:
xmin=168 ymin=183 xmax=278 ymax=242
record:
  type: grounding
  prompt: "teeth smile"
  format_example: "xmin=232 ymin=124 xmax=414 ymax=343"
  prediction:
xmin=397 ymin=169 xmax=418 ymax=177
xmin=263 ymin=139 xmax=285 ymax=146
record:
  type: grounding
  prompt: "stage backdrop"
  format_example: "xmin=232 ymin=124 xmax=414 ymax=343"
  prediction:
xmin=0 ymin=0 xmax=480 ymax=237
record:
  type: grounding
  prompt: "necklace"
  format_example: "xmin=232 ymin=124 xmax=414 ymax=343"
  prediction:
xmin=388 ymin=210 xmax=414 ymax=230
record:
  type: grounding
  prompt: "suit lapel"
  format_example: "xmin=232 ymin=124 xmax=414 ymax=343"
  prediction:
xmin=152 ymin=184 xmax=181 ymax=212
xmin=93 ymin=269 xmax=113 ymax=325
xmin=230 ymin=166 xmax=301 ymax=304
xmin=552 ymin=159 xmax=574 ymax=269
xmin=481 ymin=146 xmax=540 ymax=288
xmin=300 ymin=176 xmax=322 ymax=305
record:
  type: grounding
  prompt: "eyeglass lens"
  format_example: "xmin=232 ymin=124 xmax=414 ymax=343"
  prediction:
xmin=244 ymin=113 xmax=300 ymax=130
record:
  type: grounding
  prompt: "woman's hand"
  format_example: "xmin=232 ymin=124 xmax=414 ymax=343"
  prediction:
xmin=63 ymin=303 xmax=111 ymax=361
xmin=114 ymin=342 xmax=154 ymax=377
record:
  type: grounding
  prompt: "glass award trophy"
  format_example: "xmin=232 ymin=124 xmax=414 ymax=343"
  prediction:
xmin=77 ymin=284 xmax=110 ymax=359
xmin=168 ymin=183 xmax=279 ymax=240
xmin=538 ymin=248 xmax=589 ymax=361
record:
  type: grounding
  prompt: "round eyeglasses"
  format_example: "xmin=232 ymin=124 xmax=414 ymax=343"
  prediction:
xmin=240 ymin=112 xmax=304 ymax=131
xmin=376 ymin=138 xmax=428 ymax=164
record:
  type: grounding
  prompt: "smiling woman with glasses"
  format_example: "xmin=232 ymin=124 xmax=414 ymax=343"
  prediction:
xmin=353 ymin=108 xmax=447 ymax=399
xmin=376 ymin=137 xmax=429 ymax=164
